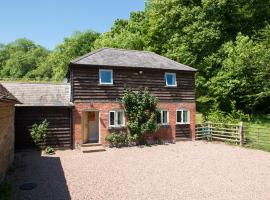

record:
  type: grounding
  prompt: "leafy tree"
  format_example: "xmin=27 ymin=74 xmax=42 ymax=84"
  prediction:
xmin=0 ymin=38 xmax=49 ymax=80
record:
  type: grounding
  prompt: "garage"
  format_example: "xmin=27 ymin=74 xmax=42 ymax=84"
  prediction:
xmin=1 ymin=82 xmax=73 ymax=149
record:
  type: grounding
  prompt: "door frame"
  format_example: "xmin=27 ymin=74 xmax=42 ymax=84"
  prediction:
xmin=82 ymin=109 xmax=100 ymax=144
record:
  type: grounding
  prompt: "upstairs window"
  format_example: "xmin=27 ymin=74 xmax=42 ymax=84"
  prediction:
xmin=99 ymin=69 xmax=113 ymax=85
xmin=109 ymin=110 xmax=125 ymax=127
xmin=176 ymin=109 xmax=190 ymax=124
xmin=157 ymin=110 xmax=169 ymax=125
xmin=165 ymin=72 xmax=177 ymax=87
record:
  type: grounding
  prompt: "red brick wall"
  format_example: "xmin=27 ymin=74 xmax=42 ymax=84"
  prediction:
xmin=73 ymin=102 xmax=196 ymax=147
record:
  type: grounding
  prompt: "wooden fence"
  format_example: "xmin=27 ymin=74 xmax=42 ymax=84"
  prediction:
xmin=196 ymin=122 xmax=270 ymax=151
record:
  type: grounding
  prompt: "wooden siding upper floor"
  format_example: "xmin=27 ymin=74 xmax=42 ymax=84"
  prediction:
xmin=70 ymin=65 xmax=195 ymax=102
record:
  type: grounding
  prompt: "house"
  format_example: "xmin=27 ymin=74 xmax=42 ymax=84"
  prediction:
xmin=0 ymin=84 xmax=20 ymax=182
xmin=1 ymin=47 xmax=196 ymax=150
xmin=1 ymin=82 xmax=73 ymax=149
xmin=68 ymin=48 xmax=197 ymax=147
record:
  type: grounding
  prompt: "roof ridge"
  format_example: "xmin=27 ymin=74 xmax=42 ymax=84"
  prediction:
xmin=0 ymin=81 xmax=70 ymax=85
xmin=71 ymin=48 xmax=107 ymax=63
xmin=151 ymin=52 xmax=197 ymax=71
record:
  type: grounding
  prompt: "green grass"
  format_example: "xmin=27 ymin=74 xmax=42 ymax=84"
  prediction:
xmin=196 ymin=113 xmax=270 ymax=151
xmin=0 ymin=183 xmax=13 ymax=200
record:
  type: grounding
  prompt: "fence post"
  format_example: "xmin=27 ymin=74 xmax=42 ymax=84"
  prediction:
xmin=208 ymin=122 xmax=212 ymax=141
xmin=239 ymin=121 xmax=244 ymax=146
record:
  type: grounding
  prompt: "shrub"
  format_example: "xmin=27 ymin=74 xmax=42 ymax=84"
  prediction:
xmin=0 ymin=183 xmax=13 ymax=200
xmin=45 ymin=146 xmax=55 ymax=155
xmin=105 ymin=132 xmax=127 ymax=147
xmin=30 ymin=119 xmax=49 ymax=144
xmin=121 ymin=88 xmax=160 ymax=141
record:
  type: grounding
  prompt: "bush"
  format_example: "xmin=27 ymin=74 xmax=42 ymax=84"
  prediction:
xmin=0 ymin=183 xmax=13 ymax=200
xmin=105 ymin=132 xmax=127 ymax=147
xmin=30 ymin=119 xmax=49 ymax=144
xmin=121 ymin=88 xmax=160 ymax=141
xmin=45 ymin=146 xmax=55 ymax=155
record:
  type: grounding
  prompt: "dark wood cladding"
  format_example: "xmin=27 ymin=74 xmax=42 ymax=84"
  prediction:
xmin=71 ymin=65 xmax=195 ymax=102
xmin=175 ymin=124 xmax=191 ymax=138
xmin=15 ymin=107 xmax=72 ymax=149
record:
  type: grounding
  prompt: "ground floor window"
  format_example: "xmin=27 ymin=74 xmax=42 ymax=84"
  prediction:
xmin=176 ymin=109 xmax=190 ymax=124
xmin=109 ymin=110 xmax=125 ymax=127
xmin=157 ymin=110 xmax=169 ymax=125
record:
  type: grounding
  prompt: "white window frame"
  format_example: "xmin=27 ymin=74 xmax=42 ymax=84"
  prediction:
xmin=108 ymin=110 xmax=125 ymax=127
xmin=176 ymin=109 xmax=190 ymax=124
xmin=165 ymin=72 xmax=177 ymax=87
xmin=99 ymin=69 xmax=113 ymax=85
xmin=157 ymin=110 xmax=169 ymax=125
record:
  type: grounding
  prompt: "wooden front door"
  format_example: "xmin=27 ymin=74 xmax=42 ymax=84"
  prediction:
xmin=88 ymin=111 xmax=99 ymax=143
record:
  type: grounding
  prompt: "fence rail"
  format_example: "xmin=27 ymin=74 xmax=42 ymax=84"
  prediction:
xmin=196 ymin=122 xmax=270 ymax=151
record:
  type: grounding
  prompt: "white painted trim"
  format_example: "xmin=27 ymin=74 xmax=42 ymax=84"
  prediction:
xmin=98 ymin=111 xmax=101 ymax=143
xmin=176 ymin=109 xmax=190 ymax=124
xmin=108 ymin=109 xmax=125 ymax=128
xmin=158 ymin=109 xmax=169 ymax=125
xmin=99 ymin=69 xmax=113 ymax=85
xmin=165 ymin=72 xmax=177 ymax=87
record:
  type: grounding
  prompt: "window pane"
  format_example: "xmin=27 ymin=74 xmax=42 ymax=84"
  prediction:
xmin=117 ymin=111 xmax=124 ymax=125
xmin=162 ymin=111 xmax=168 ymax=124
xmin=157 ymin=111 xmax=161 ymax=124
xmin=177 ymin=111 xmax=182 ymax=123
xmin=101 ymin=71 xmax=112 ymax=83
xmin=109 ymin=111 xmax=115 ymax=126
xmin=183 ymin=110 xmax=189 ymax=123
xmin=166 ymin=74 xmax=176 ymax=86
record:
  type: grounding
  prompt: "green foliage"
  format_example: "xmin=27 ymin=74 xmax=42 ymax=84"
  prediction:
xmin=30 ymin=119 xmax=49 ymax=144
xmin=121 ymin=88 xmax=159 ymax=139
xmin=0 ymin=183 xmax=13 ymax=200
xmin=1 ymin=0 xmax=270 ymax=116
xmin=105 ymin=132 xmax=128 ymax=147
xmin=45 ymin=146 xmax=55 ymax=155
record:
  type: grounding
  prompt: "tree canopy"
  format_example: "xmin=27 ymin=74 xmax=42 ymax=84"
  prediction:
xmin=0 ymin=0 xmax=269 ymax=114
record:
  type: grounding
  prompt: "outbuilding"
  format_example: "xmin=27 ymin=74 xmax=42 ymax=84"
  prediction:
xmin=1 ymin=82 xmax=73 ymax=149
xmin=0 ymin=84 xmax=20 ymax=182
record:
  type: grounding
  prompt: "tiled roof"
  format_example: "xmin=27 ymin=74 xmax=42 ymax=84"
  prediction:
xmin=1 ymin=82 xmax=72 ymax=107
xmin=0 ymin=83 xmax=20 ymax=103
xmin=71 ymin=48 xmax=197 ymax=72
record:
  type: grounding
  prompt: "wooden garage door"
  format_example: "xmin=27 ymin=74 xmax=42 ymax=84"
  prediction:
xmin=15 ymin=107 xmax=72 ymax=149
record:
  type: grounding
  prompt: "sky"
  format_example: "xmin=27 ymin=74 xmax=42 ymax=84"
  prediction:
xmin=0 ymin=0 xmax=145 ymax=50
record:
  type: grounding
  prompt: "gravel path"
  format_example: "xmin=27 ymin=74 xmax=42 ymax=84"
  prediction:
xmin=6 ymin=141 xmax=270 ymax=200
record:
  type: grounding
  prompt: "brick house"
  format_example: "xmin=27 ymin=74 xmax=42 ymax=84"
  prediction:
xmin=1 ymin=48 xmax=196 ymax=150
xmin=0 ymin=84 xmax=20 ymax=182
xmin=68 ymin=48 xmax=197 ymax=147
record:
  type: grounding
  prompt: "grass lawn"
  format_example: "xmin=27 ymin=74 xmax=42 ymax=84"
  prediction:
xmin=196 ymin=112 xmax=270 ymax=151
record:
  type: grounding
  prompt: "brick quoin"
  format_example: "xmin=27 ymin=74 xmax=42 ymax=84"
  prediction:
xmin=73 ymin=102 xmax=196 ymax=147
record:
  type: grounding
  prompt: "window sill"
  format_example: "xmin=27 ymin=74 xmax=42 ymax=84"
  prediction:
xmin=99 ymin=83 xmax=114 ymax=86
xmin=108 ymin=126 xmax=126 ymax=130
xmin=176 ymin=123 xmax=190 ymax=125
xmin=165 ymin=85 xmax=177 ymax=88
xmin=159 ymin=124 xmax=170 ymax=127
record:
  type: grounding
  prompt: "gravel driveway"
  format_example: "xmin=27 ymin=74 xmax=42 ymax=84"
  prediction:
xmin=6 ymin=141 xmax=270 ymax=200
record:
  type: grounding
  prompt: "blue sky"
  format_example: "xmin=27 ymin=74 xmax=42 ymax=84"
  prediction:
xmin=0 ymin=0 xmax=145 ymax=49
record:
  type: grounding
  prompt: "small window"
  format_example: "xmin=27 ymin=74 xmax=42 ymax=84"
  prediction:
xmin=99 ymin=69 xmax=113 ymax=85
xmin=176 ymin=109 xmax=190 ymax=124
xmin=165 ymin=73 xmax=177 ymax=87
xmin=157 ymin=110 xmax=169 ymax=125
xmin=109 ymin=110 xmax=125 ymax=127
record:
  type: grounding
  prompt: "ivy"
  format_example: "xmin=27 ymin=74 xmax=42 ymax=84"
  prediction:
xmin=121 ymin=88 xmax=160 ymax=140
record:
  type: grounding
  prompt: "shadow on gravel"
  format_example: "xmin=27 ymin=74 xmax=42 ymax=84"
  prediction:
xmin=6 ymin=150 xmax=71 ymax=200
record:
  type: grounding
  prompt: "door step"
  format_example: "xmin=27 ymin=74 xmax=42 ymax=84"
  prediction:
xmin=175 ymin=138 xmax=192 ymax=142
xmin=81 ymin=143 xmax=106 ymax=153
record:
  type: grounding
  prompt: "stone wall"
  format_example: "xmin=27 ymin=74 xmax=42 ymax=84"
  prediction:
xmin=0 ymin=102 xmax=15 ymax=182
xmin=73 ymin=102 xmax=196 ymax=147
